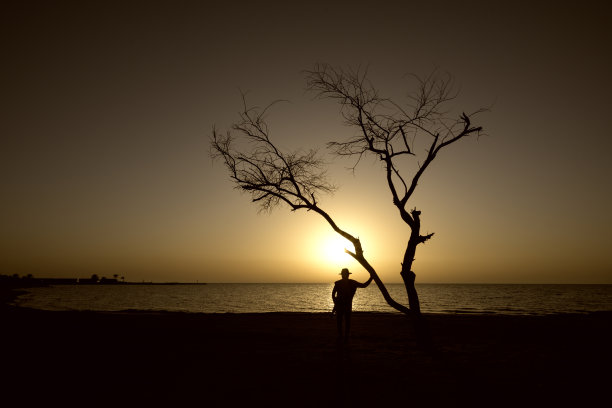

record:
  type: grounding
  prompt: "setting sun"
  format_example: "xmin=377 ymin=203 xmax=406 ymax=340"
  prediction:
xmin=320 ymin=233 xmax=354 ymax=266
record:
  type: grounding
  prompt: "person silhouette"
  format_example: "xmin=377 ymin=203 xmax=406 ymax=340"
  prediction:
xmin=332 ymin=268 xmax=373 ymax=340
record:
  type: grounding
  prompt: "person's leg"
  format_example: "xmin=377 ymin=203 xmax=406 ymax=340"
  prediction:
xmin=336 ymin=311 xmax=343 ymax=337
xmin=344 ymin=309 xmax=352 ymax=338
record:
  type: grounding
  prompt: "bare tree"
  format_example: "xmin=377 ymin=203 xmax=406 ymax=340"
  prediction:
xmin=211 ymin=64 xmax=484 ymax=343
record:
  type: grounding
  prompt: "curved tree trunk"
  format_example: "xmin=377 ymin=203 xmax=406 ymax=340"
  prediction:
xmin=352 ymin=254 xmax=412 ymax=315
xmin=314 ymin=206 xmax=411 ymax=315
xmin=314 ymin=205 xmax=431 ymax=348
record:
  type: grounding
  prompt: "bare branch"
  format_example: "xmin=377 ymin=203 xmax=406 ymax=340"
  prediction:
xmin=305 ymin=64 xmax=485 ymax=221
xmin=211 ymin=99 xmax=336 ymax=213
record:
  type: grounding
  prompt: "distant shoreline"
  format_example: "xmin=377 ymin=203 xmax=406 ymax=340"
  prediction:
xmin=0 ymin=277 xmax=207 ymax=287
xmin=0 ymin=278 xmax=207 ymax=309
xmin=51 ymin=281 xmax=209 ymax=285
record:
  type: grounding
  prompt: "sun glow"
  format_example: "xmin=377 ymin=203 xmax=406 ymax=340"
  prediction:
xmin=320 ymin=233 xmax=354 ymax=266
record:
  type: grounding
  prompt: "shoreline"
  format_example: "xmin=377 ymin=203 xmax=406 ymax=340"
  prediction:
xmin=3 ymin=301 xmax=611 ymax=406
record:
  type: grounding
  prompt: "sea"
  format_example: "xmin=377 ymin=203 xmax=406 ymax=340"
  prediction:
xmin=13 ymin=283 xmax=612 ymax=315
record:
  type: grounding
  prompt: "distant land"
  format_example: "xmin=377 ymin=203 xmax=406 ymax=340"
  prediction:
xmin=0 ymin=274 xmax=206 ymax=287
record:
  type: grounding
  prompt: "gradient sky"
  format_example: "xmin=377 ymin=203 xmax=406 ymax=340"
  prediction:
xmin=2 ymin=1 xmax=611 ymax=283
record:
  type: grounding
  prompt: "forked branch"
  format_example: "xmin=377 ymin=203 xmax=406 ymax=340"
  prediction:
xmin=305 ymin=64 xmax=485 ymax=232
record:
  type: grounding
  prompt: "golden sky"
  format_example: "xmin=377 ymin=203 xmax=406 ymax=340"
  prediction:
xmin=1 ymin=1 xmax=611 ymax=283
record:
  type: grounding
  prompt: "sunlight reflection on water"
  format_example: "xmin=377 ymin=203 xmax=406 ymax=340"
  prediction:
xmin=15 ymin=283 xmax=612 ymax=315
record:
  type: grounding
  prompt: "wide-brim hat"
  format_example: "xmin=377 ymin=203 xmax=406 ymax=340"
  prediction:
xmin=340 ymin=268 xmax=351 ymax=275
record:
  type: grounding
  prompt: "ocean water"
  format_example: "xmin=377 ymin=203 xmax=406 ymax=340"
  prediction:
xmin=13 ymin=283 xmax=612 ymax=315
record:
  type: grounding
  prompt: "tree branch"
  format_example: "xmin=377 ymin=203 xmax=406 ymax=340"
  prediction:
xmin=305 ymin=64 xmax=484 ymax=226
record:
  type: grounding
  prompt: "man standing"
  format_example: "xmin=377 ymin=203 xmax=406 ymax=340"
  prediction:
xmin=332 ymin=268 xmax=373 ymax=340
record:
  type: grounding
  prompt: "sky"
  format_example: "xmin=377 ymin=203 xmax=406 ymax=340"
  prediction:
xmin=1 ymin=0 xmax=611 ymax=283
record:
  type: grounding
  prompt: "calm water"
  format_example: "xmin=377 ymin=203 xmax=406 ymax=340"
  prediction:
xmin=14 ymin=284 xmax=612 ymax=315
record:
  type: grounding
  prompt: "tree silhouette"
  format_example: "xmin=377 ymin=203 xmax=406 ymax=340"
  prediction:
xmin=211 ymin=64 xmax=484 ymax=343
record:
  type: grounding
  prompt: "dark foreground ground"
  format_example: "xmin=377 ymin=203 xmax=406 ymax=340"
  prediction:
xmin=2 ymin=292 xmax=611 ymax=407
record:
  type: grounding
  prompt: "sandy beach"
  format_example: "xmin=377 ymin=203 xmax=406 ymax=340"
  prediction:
xmin=2 ymin=290 xmax=611 ymax=407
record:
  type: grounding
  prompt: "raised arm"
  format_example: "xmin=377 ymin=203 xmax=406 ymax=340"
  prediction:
xmin=357 ymin=276 xmax=374 ymax=288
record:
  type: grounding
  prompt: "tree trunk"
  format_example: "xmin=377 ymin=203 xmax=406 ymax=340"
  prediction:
xmin=401 ymin=232 xmax=421 ymax=314
xmin=401 ymin=229 xmax=432 ymax=349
